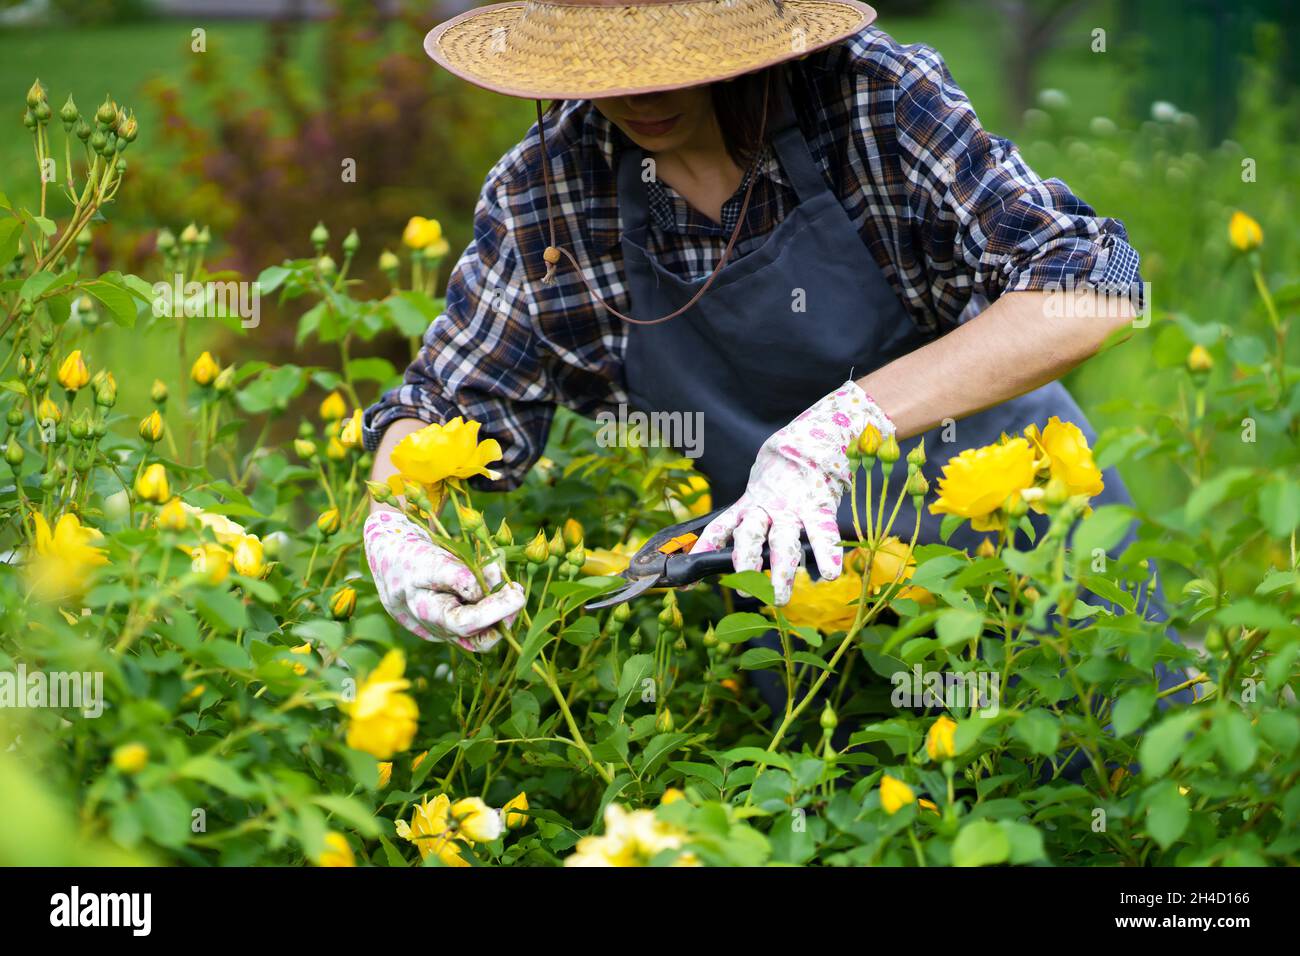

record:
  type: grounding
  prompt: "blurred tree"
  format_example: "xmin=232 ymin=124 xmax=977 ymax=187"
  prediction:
xmin=989 ymin=0 xmax=1093 ymax=119
xmin=1120 ymin=0 xmax=1299 ymax=141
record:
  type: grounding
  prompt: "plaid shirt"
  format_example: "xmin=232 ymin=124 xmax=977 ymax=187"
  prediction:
xmin=364 ymin=26 xmax=1141 ymax=490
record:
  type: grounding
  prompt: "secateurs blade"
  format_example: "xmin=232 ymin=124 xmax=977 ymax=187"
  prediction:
xmin=583 ymin=507 xmax=815 ymax=610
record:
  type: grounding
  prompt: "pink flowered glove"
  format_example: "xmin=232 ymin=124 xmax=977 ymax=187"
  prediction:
xmin=364 ymin=511 xmax=525 ymax=652
xmin=692 ymin=381 xmax=894 ymax=606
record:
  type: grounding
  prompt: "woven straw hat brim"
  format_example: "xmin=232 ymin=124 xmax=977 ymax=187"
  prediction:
xmin=425 ymin=0 xmax=877 ymax=100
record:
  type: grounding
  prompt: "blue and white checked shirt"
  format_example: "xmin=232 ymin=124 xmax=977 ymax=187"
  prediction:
xmin=364 ymin=26 xmax=1141 ymax=490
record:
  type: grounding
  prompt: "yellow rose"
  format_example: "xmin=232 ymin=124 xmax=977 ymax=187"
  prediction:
xmin=1228 ymin=210 xmax=1262 ymax=252
xmin=880 ymin=774 xmax=916 ymax=815
xmin=319 ymin=390 xmax=346 ymax=421
xmin=316 ymin=508 xmax=341 ymax=536
xmin=27 ymin=512 xmax=108 ymax=600
xmin=389 ymin=417 xmax=503 ymax=492
xmin=780 ymin=568 xmax=862 ymax=634
xmin=318 ymin=831 xmax=355 ymax=867
xmin=395 ymin=794 xmax=469 ymax=867
xmin=926 ymin=715 xmax=958 ymax=760
xmin=1186 ymin=344 xmax=1214 ymax=374
xmin=190 ymin=350 xmax=220 ymax=387
xmin=928 ymin=438 xmax=1036 ymax=531
xmin=564 ymin=804 xmax=698 ymax=867
xmin=134 ymin=463 xmax=170 ymax=504
xmin=56 ymin=350 xmax=90 ymax=391
xmin=111 ymin=742 xmax=148 ymax=775
xmin=377 ymin=762 xmax=393 ymax=788
xmin=1025 ymin=417 xmax=1103 ymax=500
xmin=155 ymin=496 xmax=188 ymax=532
xmin=671 ymin=474 xmax=712 ymax=517
xmin=290 ymin=643 xmax=312 ymax=676
xmin=339 ymin=409 xmax=363 ymax=449
xmin=37 ymin=396 xmax=61 ymax=425
xmin=330 ymin=585 xmax=357 ymax=621
xmin=502 ymin=791 xmax=529 ymax=829
xmin=138 ymin=409 xmax=165 ymax=443
xmin=402 ymin=216 xmax=443 ymax=251
xmin=451 ymin=797 xmax=502 ymax=843
xmin=342 ymin=650 xmax=419 ymax=759
xmin=189 ymin=543 xmax=231 ymax=585
xmin=582 ymin=542 xmax=638 ymax=577
xmin=231 ymin=534 xmax=266 ymax=578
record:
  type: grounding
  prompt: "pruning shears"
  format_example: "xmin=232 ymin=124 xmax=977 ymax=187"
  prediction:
xmin=583 ymin=508 xmax=815 ymax=610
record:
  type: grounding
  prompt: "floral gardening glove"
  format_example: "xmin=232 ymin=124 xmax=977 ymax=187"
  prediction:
xmin=692 ymin=381 xmax=894 ymax=605
xmin=364 ymin=511 xmax=525 ymax=652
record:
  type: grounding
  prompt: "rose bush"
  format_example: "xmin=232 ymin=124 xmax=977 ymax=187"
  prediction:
xmin=1 ymin=84 xmax=1297 ymax=867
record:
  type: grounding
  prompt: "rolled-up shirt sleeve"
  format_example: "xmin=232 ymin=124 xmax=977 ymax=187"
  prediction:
xmin=363 ymin=176 xmax=556 ymax=492
xmin=881 ymin=44 xmax=1141 ymax=325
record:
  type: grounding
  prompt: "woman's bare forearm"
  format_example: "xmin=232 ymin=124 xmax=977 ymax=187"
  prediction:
xmin=857 ymin=290 xmax=1132 ymax=439
xmin=368 ymin=417 xmax=428 ymax=513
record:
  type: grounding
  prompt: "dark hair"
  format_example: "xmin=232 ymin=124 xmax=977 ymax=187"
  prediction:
xmin=541 ymin=65 xmax=784 ymax=170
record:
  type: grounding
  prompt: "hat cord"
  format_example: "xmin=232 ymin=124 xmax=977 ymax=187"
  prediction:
xmin=534 ymin=72 xmax=771 ymax=326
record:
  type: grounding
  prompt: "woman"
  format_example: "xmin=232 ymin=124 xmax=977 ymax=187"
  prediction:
xmin=362 ymin=0 xmax=1145 ymax=651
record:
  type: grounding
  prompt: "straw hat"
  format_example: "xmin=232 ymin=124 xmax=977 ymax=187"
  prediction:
xmin=424 ymin=0 xmax=878 ymax=100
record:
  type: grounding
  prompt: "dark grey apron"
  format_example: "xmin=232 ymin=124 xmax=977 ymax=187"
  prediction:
xmin=613 ymin=72 xmax=1189 ymax=748
xmin=617 ymin=74 xmax=1136 ymax=552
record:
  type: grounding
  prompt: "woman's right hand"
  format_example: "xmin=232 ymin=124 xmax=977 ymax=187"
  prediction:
xmin=363 ymin=511 xmax=525 ymax=652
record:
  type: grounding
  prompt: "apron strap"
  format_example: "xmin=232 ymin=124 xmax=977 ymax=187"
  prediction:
xmin=768 ymin=74 xmax=831 ymax=208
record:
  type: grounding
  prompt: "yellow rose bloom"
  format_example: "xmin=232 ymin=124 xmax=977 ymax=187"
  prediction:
xmin=671 ymin=474 xmax=712 ymax=517
xmin=138 ymin=409 xmax=165 ymax=443
xmin=189 ymin=543 xmax=231 ymax=585
xmin=389 ymin=417 xmax=503 ymax=492
xmin=319 ymin=391 xmax=346 ymax=421
xmin=134 ymin=463 xmax=170 ymax=504
xmin=56 ymin=350 xmax=90 ymax=391
xmin=156 ymin=496 xmax=189 ymax=532
xmin=1228 ymin=210 xmax=1263 ymax=252
xmin=402 ymin=216 xmax=443 ymax=250
xmin=231 ymin=534 xmax=266 ymax=578
xmin=342 ymin=650 xmax=419 ymax=759
xmin=780 ymin=568 xmax=862 ymax=633
xmin=111 ymin=742 xmax=148 ymax=775
xmin=330 ymin=585 xmax=357 ymax=620
xmin=318 ymin=831 xmax=355 ymax=867
xmin=564 ymin=804 xmax=698 ymax=867
xmin=377 ymin=762 xmax=393 ymax=788
xmin=37 ymin=396 xmax=61 ymax=425
xmin=190 ymin=350 xmax=220 ymax=387
xmin=582 ymin=542 xmax=637 ymax=577
xmin=451 ymin=797 xmax=503 ymax=843
xmin=339 ymin=409 xmax=363 ymax=449
xmin=1186 ymin=344 xmax=1214 ymax=373
xmin=1025 ymin=417 xmax=1103 ymax=500
xmin=395 ymin=794 xmax=469 ymax=867
xmin=502 ymin=791 xmax=529 ymax=829
xmin=27 ymin=512 xmax=108 ymax=599
xmin=926 ymin=715 xmax=958 ymax=760
xmin=928 ymin=437 xmax=1036 ymax=531
xmin=880 ymin=774 xmax=916 ymax=815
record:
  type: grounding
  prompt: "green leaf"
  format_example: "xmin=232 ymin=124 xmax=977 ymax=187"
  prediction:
xmin=177 ymin=755 xmax=256 ymax=798
xmin=84 ymin=279 xmax=139 ymax=328
xmin=1012 ymin=708 xmax=1061 ymax=756
xmin=1111 ymin=686 xmax=1156 ymax=737
xmin=1144 ymin=780 xmax=1189 ymax=850
xmin=1213 ymin=709 xmax=1258 ymax=774
xmin=935 ymin=608 xmax=983 ymax=648
xmin=1257 ymin=478 xmax=1300 ymax=538
xmin=1071 ymin=505 xmax=1133 ymax=562
xmin=195 ymin=589 xmax=250 ymax=634
xmin=0 ymin=219 xmax=23 ymax=263
xmin=1001 ymin=821 xmax=1046 ymax=864
xmin=514 ymin=608 xmax=560 ymax=679
xmin=718 ymin=570 xmax=775 ymax=606
xmin=952 ymin=819 xmax=1010 ymax=867
xmin=1139 ymin=711 xmax=1197 ymax=777
xmin=714 ymin=611 xmax=774 ymax=645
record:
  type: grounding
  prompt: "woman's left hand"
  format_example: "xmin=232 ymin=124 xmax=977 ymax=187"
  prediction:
xmin=691 ymin=381 xmax=893 ymax=605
